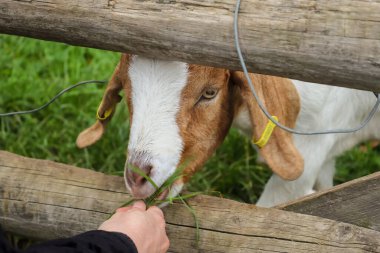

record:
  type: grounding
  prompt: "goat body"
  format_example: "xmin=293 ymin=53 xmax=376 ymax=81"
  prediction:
xmin=235 ymin=80 xmax=380 ymax=206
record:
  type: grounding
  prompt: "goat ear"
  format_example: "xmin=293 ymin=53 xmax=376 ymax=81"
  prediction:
xmin=76 ymin=62 xmax=123 ymax=149
xmin=231 ymin=71 xmax=304 ymax=180
xmin=76 ymin=121 xmax=106 ymax=148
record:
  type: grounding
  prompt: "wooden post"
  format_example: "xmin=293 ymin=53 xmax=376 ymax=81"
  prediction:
xmin=0 ymin=0 xmax=380 ymax=91
xmin=1 ymin=151 xmax=380 ymax=252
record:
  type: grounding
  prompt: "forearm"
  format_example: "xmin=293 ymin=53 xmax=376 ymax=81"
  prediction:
xmin=1 ymin=230 xmax=137 ymax=253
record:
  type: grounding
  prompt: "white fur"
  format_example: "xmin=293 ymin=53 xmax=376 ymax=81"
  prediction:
xmin=127 ymin=56 xmax=188 ymax=191
xmin=248 ymin=81 xmax=380 ymax=207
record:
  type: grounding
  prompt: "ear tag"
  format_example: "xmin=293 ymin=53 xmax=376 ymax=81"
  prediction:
xmin=253 ymin=116 xmax=278 ymax=148
xmin=96 ymin=106 xmax=114 ymax=121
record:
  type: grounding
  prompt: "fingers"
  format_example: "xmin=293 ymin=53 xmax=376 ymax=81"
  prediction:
xmin=117 ymin=201 xmax=162 ymax=213
xmin=116 ymin=206 xmax=134 ymax=213
xmin=116 ymin=201 xmax=146 ymax=214
xmin=163 ymin=237 xmax=170 ymax=251
xmin=147 ymin=206 xmax=165 ymax=219
xmin=116 ymin=202 xmax=164 ymax=221
xmin=132 ymin=200 xmax=147 ymax=210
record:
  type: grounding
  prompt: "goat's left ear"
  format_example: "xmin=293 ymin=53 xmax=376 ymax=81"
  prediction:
xmin=76 ymin=62 xmax=123 ymax=148
xmin=230 ymin=71 xmax=304 ymax=180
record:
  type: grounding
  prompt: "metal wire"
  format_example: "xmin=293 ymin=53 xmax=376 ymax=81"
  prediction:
xmin=0 ymin=80 xmax=107 ymax=117
xmin=233 ymin=0 xmax=380 ymax=135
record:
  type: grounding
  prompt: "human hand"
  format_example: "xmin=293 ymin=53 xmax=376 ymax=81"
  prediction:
xmin=99 ymin=201 xmax=169 ymax=253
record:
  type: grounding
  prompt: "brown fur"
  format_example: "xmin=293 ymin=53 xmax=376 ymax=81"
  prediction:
xmin=77 ymin=54 xmax=304 ymax=189
xmin=176 ymin=66 xmax=236 ymax=181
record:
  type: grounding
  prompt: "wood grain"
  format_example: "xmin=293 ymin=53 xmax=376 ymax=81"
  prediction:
xmin=1 ymin=151 xmax=380 ymax=252
xmin=0 ymin=0 xmax=380 ymax=91
xmin=279 ymin=171 xmax=380 ymax=232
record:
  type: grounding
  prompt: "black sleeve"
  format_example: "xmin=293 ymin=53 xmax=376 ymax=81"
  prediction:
xmin=0 ymin=227 xmax=18 ymax=253
xmin=1 ymin=228 xmax=138 ymax=253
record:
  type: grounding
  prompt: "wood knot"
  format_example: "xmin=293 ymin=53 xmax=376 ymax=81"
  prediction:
xmin=108 ymin=0 xmax=116 ymax=8
xmin=332 ymin=224 xmax=354 ymax=241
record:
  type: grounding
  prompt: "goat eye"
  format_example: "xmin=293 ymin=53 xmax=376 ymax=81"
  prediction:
xmin=201 ymin=88 xmax=218 ymax=100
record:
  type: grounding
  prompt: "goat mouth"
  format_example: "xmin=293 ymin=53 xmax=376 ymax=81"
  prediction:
xmin=157 ymin=188 xmax=170 ymax=201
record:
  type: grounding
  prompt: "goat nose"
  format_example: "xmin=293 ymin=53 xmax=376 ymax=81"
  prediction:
xmin=127 ymin=163 xmax=153 ymax=187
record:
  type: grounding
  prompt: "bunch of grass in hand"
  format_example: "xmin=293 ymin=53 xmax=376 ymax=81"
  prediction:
xmin=114 ymin=165 xmax=201 ymax=243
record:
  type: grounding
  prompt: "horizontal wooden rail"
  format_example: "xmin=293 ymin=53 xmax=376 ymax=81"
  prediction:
xmin=0 ymin=0 xmax=380 ymax=91
xmin=1 ymin=151 xmax=380 ymax=252
xmin=279 ymin=171 xmax=380 ymax=232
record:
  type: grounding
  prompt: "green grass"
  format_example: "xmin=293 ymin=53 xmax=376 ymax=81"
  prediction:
xmin=1 ymin=34 xmax=379 ymax=205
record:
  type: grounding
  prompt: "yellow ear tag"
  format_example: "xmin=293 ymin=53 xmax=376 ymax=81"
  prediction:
xmin=96 ymin=106 xmax=113 ymax=121
xmin=253 ymin=116 xmax=278 ymax=148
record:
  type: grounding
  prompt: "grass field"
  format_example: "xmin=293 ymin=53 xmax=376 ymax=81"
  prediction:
xmin=1 ymin=34 xmax=379 ymax=204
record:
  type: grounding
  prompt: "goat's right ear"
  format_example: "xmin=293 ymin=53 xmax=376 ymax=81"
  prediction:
xmin=76 ymin=62 xmax=123 ymax=149
xmin=230 ymin=71 xmax=304 ymax=181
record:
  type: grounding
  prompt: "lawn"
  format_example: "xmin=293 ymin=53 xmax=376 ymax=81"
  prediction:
xmin=1 ymin=34 xmax=379 ymax=204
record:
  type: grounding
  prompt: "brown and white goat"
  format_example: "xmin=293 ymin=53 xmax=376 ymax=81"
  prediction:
xmin=77 ymin=54 xmax=380 ymax=207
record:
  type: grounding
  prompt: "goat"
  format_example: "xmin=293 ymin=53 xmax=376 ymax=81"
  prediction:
xmin=76 ymin=54 xmax=380 ymax=207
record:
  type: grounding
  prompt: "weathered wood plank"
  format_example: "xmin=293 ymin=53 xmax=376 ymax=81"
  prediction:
xmin=1 ymin=0 xmax=380 ymax=91
xmin=278 ymin=171 xmax=380 ymax=232
xmin=1 ymin=151 xmax=380 ymax=252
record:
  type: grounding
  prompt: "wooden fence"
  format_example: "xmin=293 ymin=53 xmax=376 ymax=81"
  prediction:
xmin=0 ymin=0 xmax=380 ymax=91
xmin=1 ymin=1 xmax=380 ymax=251
xmin=1 ymin=151 xmax=379 ymax=252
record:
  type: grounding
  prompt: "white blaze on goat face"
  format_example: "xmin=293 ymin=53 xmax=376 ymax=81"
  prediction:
xmin=126 ymin=56 xmax=188 ymax=196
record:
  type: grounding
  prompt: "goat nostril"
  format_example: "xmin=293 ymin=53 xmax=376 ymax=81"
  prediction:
xmin=135 ymin=175 xmax=147 ymax=186
xmin=130 ymin=164 xmax=153 ymax=187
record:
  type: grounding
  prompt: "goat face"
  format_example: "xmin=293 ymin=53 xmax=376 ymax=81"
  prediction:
xmin=76 ymin=54 xmax=303 ymax=199
xmin=125 ymin=56 xmax=236 ymax=199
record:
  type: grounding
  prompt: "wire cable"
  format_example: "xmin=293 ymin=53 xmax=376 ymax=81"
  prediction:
xmin=0 ymin=80 xmax=107 ymax=117
xmin=233 ymin=0 xmax=380 ymax=135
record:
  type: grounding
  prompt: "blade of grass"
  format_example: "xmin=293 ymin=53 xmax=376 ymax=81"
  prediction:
xmin=178 ymin=194 xmax=200 ymax=246
xmin=129 ymin=164 xmax=159 ymax=190
xmin=152 ymin=192 xmax=202 ymax=205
